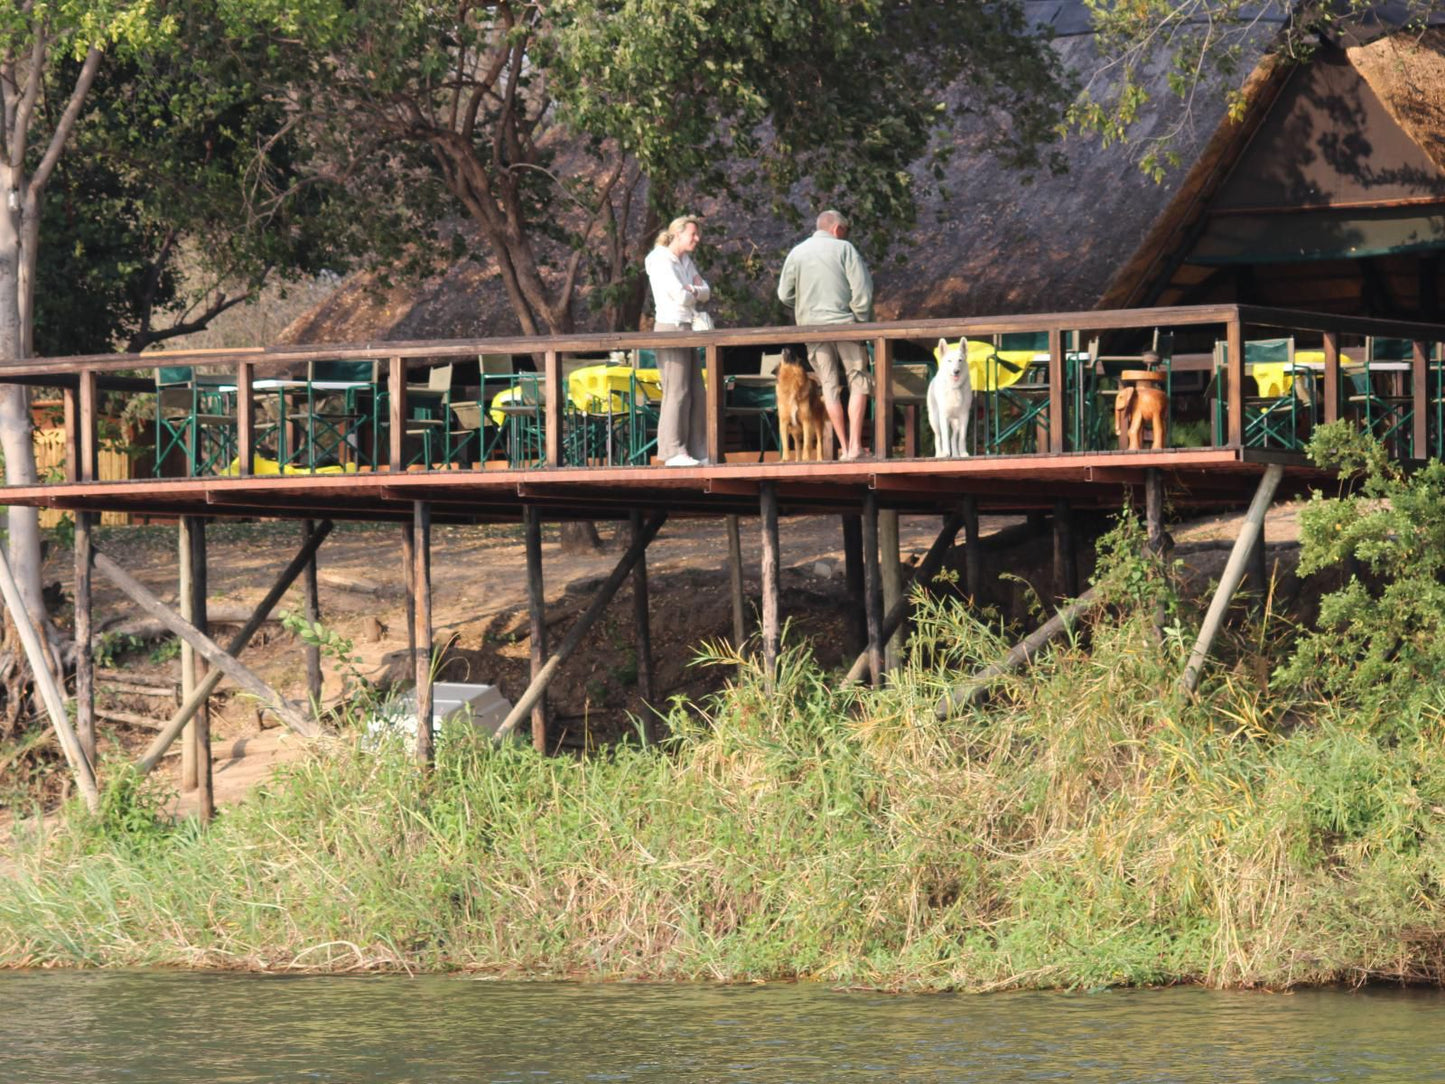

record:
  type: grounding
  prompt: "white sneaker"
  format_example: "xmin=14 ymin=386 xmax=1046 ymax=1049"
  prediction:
xmin=696 ymin=456 xmax=712 ymax=466
xmin=664 ymin=453 xmax=701 ymax=467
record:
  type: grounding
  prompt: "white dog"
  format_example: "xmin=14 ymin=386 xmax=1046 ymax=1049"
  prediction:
xmin=927 ymin=337 xmax=973 ymax=457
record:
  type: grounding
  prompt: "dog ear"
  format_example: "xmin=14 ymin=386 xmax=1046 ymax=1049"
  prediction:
xmin=935 ymin=338 xmax=948 ymax=360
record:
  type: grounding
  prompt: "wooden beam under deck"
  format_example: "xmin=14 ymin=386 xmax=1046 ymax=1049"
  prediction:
xmin=2 ymin=448 xmax=1328 ymax=524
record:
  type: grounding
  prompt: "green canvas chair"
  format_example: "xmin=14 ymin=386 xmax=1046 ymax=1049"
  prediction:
xmin=154 ymin=366 xmax=236 ymax=477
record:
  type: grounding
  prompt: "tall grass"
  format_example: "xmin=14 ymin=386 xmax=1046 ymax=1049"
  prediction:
xmin=3 ymin=571 xmax=1445 ymax=990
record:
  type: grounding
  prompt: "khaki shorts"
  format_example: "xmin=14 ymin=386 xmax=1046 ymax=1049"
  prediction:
xmin=808 ymin=340 xmax=872 ymax=404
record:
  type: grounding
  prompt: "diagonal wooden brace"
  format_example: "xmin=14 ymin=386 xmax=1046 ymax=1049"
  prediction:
xmin=135 ymin=520 xmax=335 ymax=773
xmin=93 ymin=547 xmax=319 ymax=741
xmin=494 ymin=511 xmax=667 ymax=741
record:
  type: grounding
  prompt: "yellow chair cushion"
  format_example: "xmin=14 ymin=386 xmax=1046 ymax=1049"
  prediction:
xmin=222 ymin=455 xmax=357 ymax=476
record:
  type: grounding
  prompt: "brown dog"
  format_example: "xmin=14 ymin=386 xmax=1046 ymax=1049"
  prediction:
xmin=777 ymin=347 xmax=828 ymax=462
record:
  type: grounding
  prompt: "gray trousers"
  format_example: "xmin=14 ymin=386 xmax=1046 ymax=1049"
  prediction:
xmin=655 ymin=322 xmax=707 ymax=461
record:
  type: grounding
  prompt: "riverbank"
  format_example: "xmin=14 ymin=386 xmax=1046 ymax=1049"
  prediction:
xmin=2 ymin=548 xmax=1441 ymax=990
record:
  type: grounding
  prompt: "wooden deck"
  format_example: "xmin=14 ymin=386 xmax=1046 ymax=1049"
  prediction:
xmin=2 ymin=447 xmax=1318 ymax=523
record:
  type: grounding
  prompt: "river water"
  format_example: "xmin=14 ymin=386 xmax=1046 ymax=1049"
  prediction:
xmin=5 ymin=972 xmax=1445 ymax=1082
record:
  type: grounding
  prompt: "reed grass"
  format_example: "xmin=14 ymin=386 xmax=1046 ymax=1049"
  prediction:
xmin=3 ymin=563 xmax=1445 ymax=992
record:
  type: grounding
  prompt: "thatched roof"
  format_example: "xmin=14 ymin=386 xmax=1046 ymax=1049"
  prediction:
xmin=279 ymin=8 xmax=1445 ymax=344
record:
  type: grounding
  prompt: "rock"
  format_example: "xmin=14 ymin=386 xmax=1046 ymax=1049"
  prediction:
xmin=811 ymin=560 xmax=835 ymax=579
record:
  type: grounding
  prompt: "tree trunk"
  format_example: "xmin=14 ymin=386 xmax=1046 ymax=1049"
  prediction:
xmin=559 ymin=521 xmax=603 ymax=555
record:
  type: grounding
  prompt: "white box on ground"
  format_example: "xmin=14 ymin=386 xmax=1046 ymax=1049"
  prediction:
xmin=367 ymin=682 xmax=515 ymax=745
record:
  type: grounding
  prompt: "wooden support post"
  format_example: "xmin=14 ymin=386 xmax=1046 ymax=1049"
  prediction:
xmin=388 ymin=355 xmax=406 ymax=471
xmin=1412 ymin=339 xmax=1429 ymax=457
xmin=137 ymin=522 xmax=334 ymax=773
xmin=843 ymin=506 xmax=966 ymax=686
xmin=413 ymin=502 xmax=434 ymax=765
xmin=1181 ymin=464 xmax=1284 ymax=694
xmin=402 ymin=517 xmax=416 ymax=670
xmin=544 ymin=350 xmax=563 ymax=467
xmin=494 ymin=513 xmax=667 ymax=740
xmin=630 ymin=510 xmax=659 ymax=744
xmin=178 ymin=519 xmax=198 ymax=792
xmin=1246 ymin=519 xmax=1268 ymax=607
xmin=841 ymin=514 xmax=865 ymax=656
xmin=63 ymin=386 xmax=79 ymax=483
xmin=726 ymin=514 xmax=746 ymax=648
xmin=879 ymin=508 xmax=903 ymax=672
xmin=1053 ymin=498 xmax=1078 ymax=600
xmin=1048 ymin=327 xmax=1065 ymax=453
xmin=873 ymin=336 xmax=894 ymax=459
xmin=1226 ymin=315 xmax=1245 ymax=448
xmin=705 ymin=343 xmax=724 ymax=465
xmin=74 ymin=511 xmax=95 ymax=767
xmin=181 ymin=517 xmax=213 ymax=821
xmin=92 ymin=548 xmax=317 ymax=737
xmin=524 ymin=505 xmax=548 ymax=754
xmin=1322 ymin=332 xmax=1340 ymax=425
xmin=0 ymin=545 xmax=98 ymax=812
xmin=236 ymin=361 xmax=255 ymax=476
xmin=302 ymin=519 xmax=322 ymax=708
xmin=759 ymin=483 xmax=781 ymax=685
xmin=963 ymin=496 xmax=982 ymax=599
xmin=862 ymin=491 xmax=885 ymax=686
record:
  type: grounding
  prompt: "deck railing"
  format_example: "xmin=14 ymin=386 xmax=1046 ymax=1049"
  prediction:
xmin=3 ymin=303 xmax=1444 ymax=485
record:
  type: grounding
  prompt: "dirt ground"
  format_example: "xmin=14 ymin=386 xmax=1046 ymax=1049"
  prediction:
xmin=30 ymin=500 xmax=1311 ymax=819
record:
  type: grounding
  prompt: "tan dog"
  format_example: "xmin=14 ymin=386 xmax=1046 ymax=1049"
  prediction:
xmin=777 ymin=347 xmax=828 ymax=462
xmin=1114 ymin=384 xmax=1169 ymax=450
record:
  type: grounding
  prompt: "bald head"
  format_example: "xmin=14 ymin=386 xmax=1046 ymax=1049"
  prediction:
xmin=816 ymin=209 xmax=850 ymax=237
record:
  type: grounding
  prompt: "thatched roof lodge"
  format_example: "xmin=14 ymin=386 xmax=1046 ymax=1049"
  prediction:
xmin=280 ymin=4 xmax=1445 ymax=346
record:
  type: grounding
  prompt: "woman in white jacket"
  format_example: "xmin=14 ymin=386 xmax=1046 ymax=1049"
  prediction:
xmin=644 ymin=215 xmax=710 ymax=467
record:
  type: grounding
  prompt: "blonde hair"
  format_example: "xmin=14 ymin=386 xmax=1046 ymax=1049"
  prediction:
xmin=655 ymin=215 xmax=699 ymax=248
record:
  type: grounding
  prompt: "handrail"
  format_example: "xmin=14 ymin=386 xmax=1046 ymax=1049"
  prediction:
xmin=7 ymin=303 xmax=1445 ymax=484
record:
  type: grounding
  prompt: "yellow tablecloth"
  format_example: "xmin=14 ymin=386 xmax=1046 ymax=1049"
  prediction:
xmin=1252 ymin=351 xmax=1324 ymax=398
xmin=488 ymin=365 xmax=667 ymax=425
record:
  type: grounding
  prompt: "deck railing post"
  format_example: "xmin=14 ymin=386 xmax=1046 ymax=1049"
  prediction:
xmin=873 ymin=336 xmax=893 ymax=459
xmin=544 ymin=349 xmax=563 ymax=466
xmin=1226 ymin=313 xmax=1244 ymax=448
xmin=78 ymin=367 xmax=97 ymax=482
xmin=236 ymin=360 xmax=255 ymax=476
xmin=1412 ymin=339 xmax=1429 ymax=458
xmin=63 ymin=384 xmax=79 ymax=483
xmin=1322 ymin=332 xmax=1340 ymax=425
xmin=388 ymin=356 xmax=406 ymax=471
xmin=705 ymin=342 xmax=724 ymax=465
xmin=1048 ymin=327 xmax=1065 ymax=453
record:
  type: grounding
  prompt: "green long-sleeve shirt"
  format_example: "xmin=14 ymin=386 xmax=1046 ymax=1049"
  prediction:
xmin=777 ymin=230 xmax=874 ymax=327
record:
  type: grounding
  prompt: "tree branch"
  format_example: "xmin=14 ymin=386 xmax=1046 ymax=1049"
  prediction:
xmin=28 ymin=45 xmax=102 ymax=199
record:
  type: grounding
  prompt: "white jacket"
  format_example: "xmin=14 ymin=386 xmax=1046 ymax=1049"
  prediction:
xmin=645 ymin=246 xmax=710 ymax=326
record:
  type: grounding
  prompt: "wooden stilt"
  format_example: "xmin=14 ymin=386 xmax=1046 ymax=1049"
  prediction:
xmin=302 ymin=519 xmax=323 ymax=708
xmin=879 ymin=509 xmax=903 ymax=672
xmin=841 ymin=514 xmax=865 ymax=656
xmin=524 ymin=505 xmax=548 ymax=754
xmin=1245 ymin=523 xmax=1268 ymax=607
xmin=92 ymin=548 xmax=316 ymax=736
xmin=178 ymin=519 xmax=198 ymax=792
xmin=842 ymin=506 xmax=966 ymax=686
xmin=726 ymin=514 xmax=746 ymax=648
xmin=630 ymin=510 xmax=659 ymax=744
xmin=182 ymin=517 xmax=213 ymax=822
xmin=1053 ymin=497 xmax=1078 ymax=600
xmin=413 ymin=501 xmax=434 ymax=765
xmin=494 ymin=513 xmax=667 ymax=740
xmin=73 ymin=511 xmax=95 ymax=767
xmin=137 ymin=521 xmax=334 ymax=773
xmin=1181 ymin=464 xmax=1285 ymax=694
xmin=759 ymin=483 xmax=780 ymax=685
xmin=0 ymin=544 xmax=99 ymax=812
xmin=1145 ymin=469 xmax=1166 ymax=553
xmin=962 ymin=496 xmax=982 ymax=599
xmin=401 ymin=518 xmax=416 ymax=667
xmin=862 ymin=492 xmax=885 ymax=686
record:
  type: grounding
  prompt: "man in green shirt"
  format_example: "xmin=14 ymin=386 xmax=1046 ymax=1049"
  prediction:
xmin=777 ymin=209 xmax=875 ymax=460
